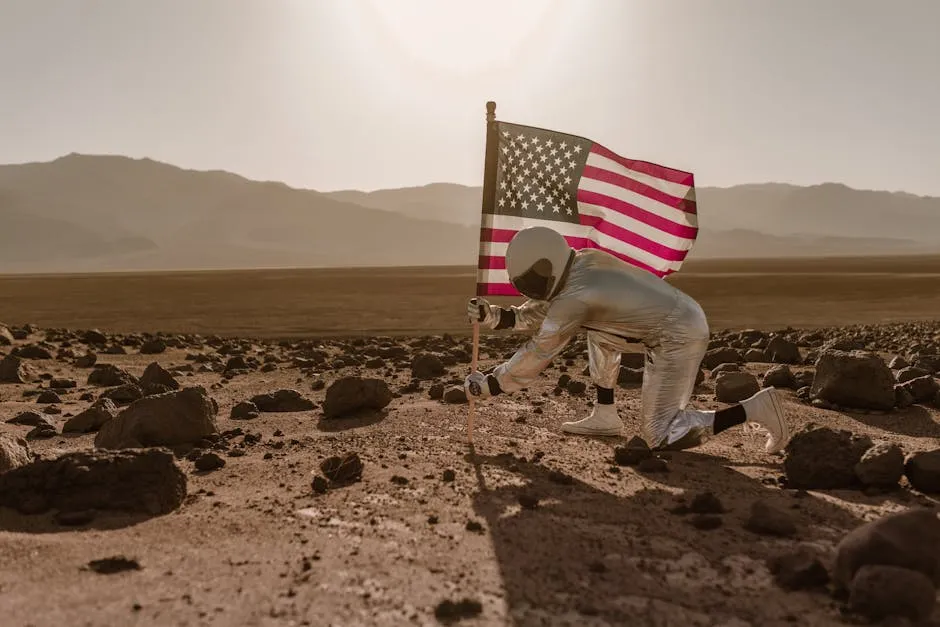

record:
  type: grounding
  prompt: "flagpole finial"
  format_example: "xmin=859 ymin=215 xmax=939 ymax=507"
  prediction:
xmin=486 ymin=101 xmax=496 ymax=122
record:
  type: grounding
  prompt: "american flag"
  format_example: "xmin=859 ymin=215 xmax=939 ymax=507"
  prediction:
xmin=477 ymin=120 xmax=698 ymax=296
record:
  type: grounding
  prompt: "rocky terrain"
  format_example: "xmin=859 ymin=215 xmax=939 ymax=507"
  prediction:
xmin=1 ymin=320 xmax=939 ymax=626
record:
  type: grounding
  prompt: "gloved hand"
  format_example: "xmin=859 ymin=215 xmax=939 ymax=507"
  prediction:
xmin=464 ymin=371 xmax=492 ymax=398
xmin=467 ymin=297 xmax=499 ymax=329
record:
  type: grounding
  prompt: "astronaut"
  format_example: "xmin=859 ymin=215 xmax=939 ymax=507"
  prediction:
xmin=465 ymin=226 xmax=790 ymax=453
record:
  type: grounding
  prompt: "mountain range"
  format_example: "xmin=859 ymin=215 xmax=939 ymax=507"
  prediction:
xmin=0 ymin=153 xmax=937 ymax=273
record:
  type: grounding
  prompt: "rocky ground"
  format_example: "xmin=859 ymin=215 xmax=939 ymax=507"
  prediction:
xmin=1 ymin=321 xmax=939 ymax=627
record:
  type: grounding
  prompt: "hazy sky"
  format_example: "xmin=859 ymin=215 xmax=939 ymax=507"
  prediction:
xmin=2 ymin=0 xmax=938 ymax=195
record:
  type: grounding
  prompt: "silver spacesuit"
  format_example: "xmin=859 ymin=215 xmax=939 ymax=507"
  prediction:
xmin=478 ymin=246 xmax=717 ymax=450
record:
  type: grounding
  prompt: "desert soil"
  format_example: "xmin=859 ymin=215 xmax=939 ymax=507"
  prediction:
xmin=4 ymin=256 xmax=940 ymax=337
xmin=1 ymin=318 xmax=939 ymax=627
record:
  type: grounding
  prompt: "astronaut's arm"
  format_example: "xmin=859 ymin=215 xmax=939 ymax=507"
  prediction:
xmin=489 ymin=300 xmax=587 ymax=394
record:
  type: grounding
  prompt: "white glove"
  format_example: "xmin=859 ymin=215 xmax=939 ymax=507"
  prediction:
xmin=467 ymin=297 xmax=499 ymax=329
xmin=464 ymin=371 xmax=491 ymax=398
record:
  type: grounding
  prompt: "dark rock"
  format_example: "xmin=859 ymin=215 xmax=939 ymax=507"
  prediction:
xmin=810 ymin=350 xmax=896 ymax=410
xmin=63 ymin=398 xmax=120 ymax=433
xmin=833 ymin=507 xmax=940 ymax=592
xmin=745 ymin=500 xmax=797 ymax=537
xmin=50 ymin=378 xmax=77 ymax=389
xmin=86 ymin=556 xmax=142 ymax=574
xmin=87 ymin=364 xmax=138 ymax=388
xmin=895 ymin=386 xmax=915 ymax=409
xmin=898 ymin=375 xmax=940 ymax=403
xmin=82 ymin=330 xmax=108 ymax=345
xmin=767 ymin=547 xmax=830 ymax=590
xmin=888 ymin=355 xmax=909 ymax=369
xmin=689 ymin=491 xmax=725 ymax=514
xmin=94 ymin=386 xmax=218 ymax=449
xmin=766 ymin=336 xmax=802 ymax=364
xmin=637 ymin=457 xmax=668 ymax=473
xmin=102 ymin=383 xmax=144 ymax=405
xmin=319 ymin=452 xmax=363 ymax=484
xmin=194 ymin=452 xmax=225 ymax=472
xmin=0 ymin=448 xmax=187 ymax=516
xmin=905 ymin=449 xmax=940 ymax=493
xmin=784 ymin=426 xmax=873 ymax=490
xmin=13 ymin=344 xmax=53 ymax=359
xmin=613 ymin=436 xmax=652 ymax=466
xmin=139 ymin=339 xmax=167 ymax=354
xmin=763 ymin=364 xmax=797 ymax=389
xmin=428 ymin=383 xmax=445 ymax=400
xmin=702 ymin=347 xmax=745 ymax=370
xmin=7 ymin=411 xmax=50 ymax=427
xmin=411 ymin=353 xmax=445 ymax=379
xmin=0 ymin=434 xmax=31 ymax=473
xmin=443 ymin=386 xmax=467 ymax=404
xmin=75 ymin=352 xmax=97 ymax=368
xmin=250 ymin=389 xmax=315 ymax=412
xmin=855 ymin=441 xmax=905 ymax=488
xmin=26 ymin=424 xmax=57 ymax=440
xmin=0 ymin=354 xmax=36 ymax=383
xmin=322 ymin=377 xmax=393 ymax=419
xmin=744 ymin=348 xmax=769 ymax=363
xmin=566 ymin=379 xmax=587 ymax=395
xmin=848 ymin=565 xmax=937 ymax=623
xmin=714 ymin=371 xmax=760 ymax=403
xmin=896 ymin=366 xmax=931 ymax=384
xmin=709 ymin=363 xmax=741 ymax=379
xmin=230 ymin=401 xmax=261 ymax=420
xmin=140 ymin=362 xmax=180 ymax=391
xmin=434 ymin=598 xmax=483 ymax=623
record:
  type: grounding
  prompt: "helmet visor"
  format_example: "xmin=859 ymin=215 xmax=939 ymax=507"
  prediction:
xmin=510 ymin=257 xmax=555 ymax=300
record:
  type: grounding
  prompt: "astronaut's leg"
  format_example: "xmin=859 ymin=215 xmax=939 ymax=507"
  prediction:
xmin=560 ymin=331 xmax=625 ymax=436
xmin=639 ymin=294 xmax=717 ymax=450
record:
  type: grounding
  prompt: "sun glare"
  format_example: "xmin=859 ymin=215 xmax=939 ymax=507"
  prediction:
xmin=356 ymin=0 xmax=561 ymax=76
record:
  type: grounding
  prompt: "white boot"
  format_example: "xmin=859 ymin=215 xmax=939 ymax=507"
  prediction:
xmin=739 ymin=387 xmax=790 ymax=453
xmin=561 ymin=403 xmax=623 ymax=436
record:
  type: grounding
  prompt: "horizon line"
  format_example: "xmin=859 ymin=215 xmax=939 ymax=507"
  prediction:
xmin=0 ymin=151 xmax=935 ymax=200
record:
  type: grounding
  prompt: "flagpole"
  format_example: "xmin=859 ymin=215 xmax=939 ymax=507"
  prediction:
xmin=468 ymin=100 xmax=499 ymax=444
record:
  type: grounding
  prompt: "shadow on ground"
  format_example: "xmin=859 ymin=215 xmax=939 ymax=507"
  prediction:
xmin=466 ymin=446 xmax=867 ymax=626
xmin=315 ymin=409 xmax=389 ymax=432
xmin=841 ymin=405 xmax=940 ymax=439
xmin=0 ymin=508 xmax=165 ymax=534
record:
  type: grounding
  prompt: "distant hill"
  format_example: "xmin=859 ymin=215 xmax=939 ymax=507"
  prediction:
xmin=324 ymin=181 xmax=940 ymax=257
xmin=0 ymin=153 xmax=937 ymax=273
xmin=0 ymin=154 xmax=478 ymax=273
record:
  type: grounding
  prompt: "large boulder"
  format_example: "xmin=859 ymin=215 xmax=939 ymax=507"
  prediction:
xmin=323 ymin=377 xmax=393 ymax=419
xmin=702 ymin=347 xmax=745 ymax=370
xmin=714 ymin=371 xmax=760 ymax=403
xmin=810 ymin=350 xmax=896 ymax=410
xmin=94 ymin=386 xmax=218 ymax=449
xmin=411 ymin=353 xmax=445 ymax=380
xmin=87 ymin=364 xmax=139 ymax=388
xmin=0 ymin=448 xmax=187 ymax=516
xmin=784 ymin=426 xmax=873 ymax=489
xmin=0 ymin=354 xmax=35 ymax=384
xmin=250 ymin=389 xmax=315 ymax=412
xmin=766 ymin=336 xmax=802 ymax=364
xmin=139 ymin=362 xmax=180 ymax=391
xmin=833 ymin=507 xmax=940 ymax=593
xmin=905 ymin=449 xmax=940 ymax=493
